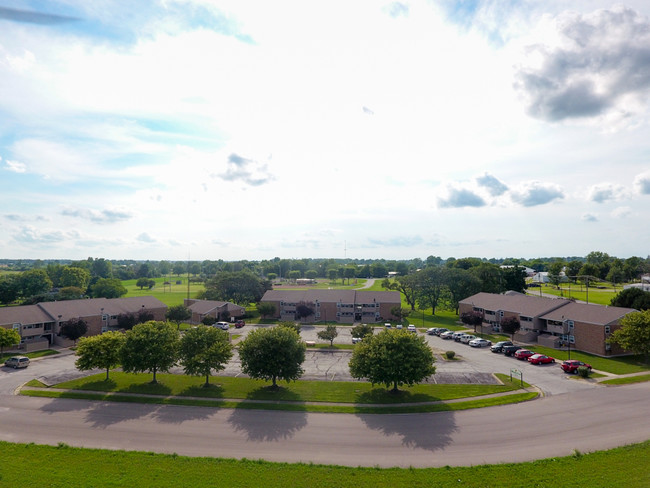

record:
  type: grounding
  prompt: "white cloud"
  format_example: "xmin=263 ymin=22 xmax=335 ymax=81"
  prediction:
xmin=588 ymin=183 xmax=627 ymax=203
xmin=4 ymin=159 xmax=26 ymax=173
xmin=611 ymin=206 xmax=632 ymax=219
xmin=582 ymin=213 xmax=598 ymax=222
xmin=634 ymin=171 xmax=650 ymax=195
xmin=510 ymin=181 xmax=564 ymax=207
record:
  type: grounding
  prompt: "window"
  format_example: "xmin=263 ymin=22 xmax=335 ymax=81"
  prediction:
xmin=569 ymin=335 xmax=575 ymax=344
xmin=604 ymin=325 xmax=611 ymax=334
xmin=499 ymin=311 xmax=504 ymax=317
xmin=567 ymin=320 xmax=574 ymax=329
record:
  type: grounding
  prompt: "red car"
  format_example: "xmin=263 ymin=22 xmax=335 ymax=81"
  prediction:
xmin=528 ymin=354 xmax=555 ymax=365
xmin=234 ymin=320 xmax=245 ymax=328
xmin=514 ymin=349 xmax=534 ymax=360
xmin=561 ymin=360 xmax=592 ymax=374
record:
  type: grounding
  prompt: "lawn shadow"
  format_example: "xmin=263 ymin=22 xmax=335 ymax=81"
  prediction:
xmin=117 ymin=381 xmax=173 ymax=397
xmin=355 ymin=388 xmax=439 ymax=405
xmin=178 ymin=382 xmax=226 ymax=399
xmin=227 ymin=386 xmax=307 ymax=441
xmin=357 ymin=408 xmax=457 ymax=451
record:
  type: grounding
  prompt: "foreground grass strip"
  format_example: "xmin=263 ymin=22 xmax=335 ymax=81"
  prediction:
xmin=601 ymin=374 xmax=650 ymax=385
xmin=0 ymin=440 xmax=648 ymax=488
xmin=19 ymin=389 xmax=537 ymax=413
xmin=50 ymin=372 xmax=521 ymax=404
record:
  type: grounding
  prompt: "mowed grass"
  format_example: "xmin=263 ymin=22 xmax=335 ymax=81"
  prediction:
xmin=0 ymin=349 xmax=59 ymax=362
xmin=46 ymin=372 xmax=522 ymax=405
xmin=122 ymin=277 xmax=204 ymax=307
xmin=526 ymin=283 xmax=619 ymax=305
xmin=601 ymin=374 xmax=650 ymax=385
xmin=0 ymin=440 xmax=648 ymax=488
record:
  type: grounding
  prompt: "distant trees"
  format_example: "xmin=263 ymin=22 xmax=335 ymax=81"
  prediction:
xmin=90 ymin=278 xmax=127 ymax=298
xmin=200 ymin=270 xmax=271 ymax=305
xmin=60 ymin=266 xmax=91 ymax=291
xmin=238 ymin=326 xmax=306 ymax=387
xmin=19 ymin=269 xmax=52 ymax=298
xmin=610 ymin=288 xmax=650 ymax=311
xmin=349 ymin=329 xmax=436 ymax=392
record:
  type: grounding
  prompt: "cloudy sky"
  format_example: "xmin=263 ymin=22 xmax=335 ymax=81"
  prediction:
xmin=1 ymin=1 xmax=649 ymax=261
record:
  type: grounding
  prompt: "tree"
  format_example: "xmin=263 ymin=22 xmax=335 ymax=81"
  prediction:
xmin=445 ymin=268 xmax=482 ymax=313
xmin=166 ymin=304 xmax=192 ymax=330
xmin=344 ymin=266 xmax=356 ymax=284
xmin=256 ymin=302 xmax=276 ymax=319
xmin=370 ymin=262 xmax=388 ymax=278
xmin=238 ymin=326 xmax=306 ymax=387
xmin=305 ymin=270 xmax=318 ymax=280
xmin=0 ymin=274 xmax=20 ymax=305
xmin=266 ymin=272 xmax=278 ymax=281
xmin=609 ymin=310 xmax=650 ymax=360
xmin=317 ymin=325 xmax=338 ymax=346
xmin=278 ymin=321 xmax=301 ymax=334
xmin=179 ymin=325 xmax=233 ymax=387
xmin=91 ymin=258 xmax=113 ymax=279
xmin=121 ymin=321 xmax=179 ymax=384
xmin=460 ymin=311 xmax=484 ymax=333
xmin=390 ymin=306 xmax=411 ymax=322
xmin=500 ymin=316 xmax=521 ymax=340
xmin=60 ymin=266 xmax=91 ymax=291
xmin=136 ymin=277 xmax=150 ymax=290
xmin=19 ymin=269 xmax=52 ymax=298
xmin=415 ymin=267 xmax=446 ymax=315
xmin=351 ymin=323 xmax=374 ymax=340
xmin=295 ymin=302 xmax=314 ymax=321
xmin=382 ymin=275 xmax=418 ymax=311
xmin=547 ymin=261 xmax=565 ymax=288
xmin=565 ymin=260 xmax=583 ymax=283
xmin=75 ymin=331 xmax=126 ymax=380
xmin=172 ymin=262 xmax=186 ymax=276
xmin=349 ymin=329 xmax=436 ymax=392
xmin=0 ymin=328 xmax=21 ymax=354
xmin=327 ymin=268 xmax=338 ymax=282
xmin=90 ymin=278 xmax=127 ymax=298
xmin=117 ymin=313 xmax=137 ymax=330
xmin=58 ymin=286 xmax=84 ymax=300
xmin=611 ymin=288 xmax=650 ymax=311
xmin=288 ymin=270 xmax=301 ymax=282
xmin=201 ymin=270 xmax=270 ymax=305
xmin=470 ymin=263 xmax=503 ymax=293
xmin=59 ymin=318 xmax=88 ymax=344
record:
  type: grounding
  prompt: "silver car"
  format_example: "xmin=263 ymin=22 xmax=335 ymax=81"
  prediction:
xmin=4 ymin=356 xmax=30 ymax=369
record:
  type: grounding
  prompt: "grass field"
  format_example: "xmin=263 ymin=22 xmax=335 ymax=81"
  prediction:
xmin=0 ymin=349 xmax=59 ymax=362
xmin=122 ymin=277 xmax=204 ymax=306
xmin=600 ymin=374 xmax=650 ymax=385
xmin=0 ymin=440 xmax=648 ymax=487
xmin=526 ymin=283 xmax=619 ymax=305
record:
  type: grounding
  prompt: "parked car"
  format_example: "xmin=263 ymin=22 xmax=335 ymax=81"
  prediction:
xmin=427 ymin=327 xmax=443 ymax=335
xmin=352 ymin=337 xmax=362 ymax=344
xmin=514 ymin=349 xmax=535 ymax=360
xmin=561 ymin=360 xmax=592 ymax=374
xmin=396 ymin=324 xmax=403 ymax=329
xmin=491 ymin=341 xmax=514 ymax=353
xmin=4 ymin=356 xmax=30 ymax=369
xmin=469 ymin=338 xmax=492 ymax=348
xmin=215 ymin=321 xmax=230 ymax=330
xmin=528 ymin=354 xmax=555 ymax=365
xmin=452 ymin=331 xmax=466 ymax=342
xmin=384 ymin=323 xmax=392 ymax=329
xmin=434 ymin=328 xmax=449 ymax=336
xmin=440 ymin=330 xmax=454 ymax=340
xmin=234 ymin=320 xmax=245 ymax=328
xmin=502 ymin=345 xmax=522 ymax=356
xmin=407 ymin=324 xmax=417 ymax=333
xmin=460 ymin=334 xmax=476 ymax=344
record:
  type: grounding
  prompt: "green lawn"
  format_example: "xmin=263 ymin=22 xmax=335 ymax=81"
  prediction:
xmin=600 ymin=374 xmax=650 ymax=385
xmin=0 ymin=349 xmax=59 ymax=362
xmin=0 ymin=440 xmax=648 ymax=488
xmin=43 ymin=371 xmax=523 ymax=405
xmin=526 ymin=283 xmax=619 ymax=305
xmin=122 ymin=277 xmax=204 ymax=307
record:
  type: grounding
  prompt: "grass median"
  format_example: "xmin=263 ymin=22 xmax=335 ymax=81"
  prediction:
xmin=20 ymin=372 xmax=534 ymax=413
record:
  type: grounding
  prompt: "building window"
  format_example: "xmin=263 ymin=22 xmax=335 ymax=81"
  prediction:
xmin=567 ymin=320 xmax=574 ymax=329
xmin=569 ymin=335 xmax=575 ymax=344
xmin=604 ymin=325 xmax=611 ymax=334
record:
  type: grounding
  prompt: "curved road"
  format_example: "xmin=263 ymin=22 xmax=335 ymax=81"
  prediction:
xmin=1 ymin=354 xmax=649 ymax=467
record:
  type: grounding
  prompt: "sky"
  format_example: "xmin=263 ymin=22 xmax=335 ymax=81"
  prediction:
xmin=1 ymin=0 xmax=649 ymax=262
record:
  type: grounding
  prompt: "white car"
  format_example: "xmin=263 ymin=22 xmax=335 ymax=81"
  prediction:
xmin=407 ymin=324 xmax=417 ymax=333
xmin=460 ymin=334 xmax=476 ymax=344
xmin=215 ymin=321 xmax=230 ymax=330
xmin=469 ymin=338 xmax=492 ymax=348
xmin=440 ymin=330 xmax=455 ymax=340
xmin=352 ymin=337 xmax=363 ymax=344
xmin=396 ymin=324 xmax=403 ymax=329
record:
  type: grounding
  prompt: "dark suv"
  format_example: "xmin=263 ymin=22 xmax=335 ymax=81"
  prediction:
xmin=491 ymin=341 xmax=514 ymax=353
xmin=502 ymin=345 xmax=522 ymax=356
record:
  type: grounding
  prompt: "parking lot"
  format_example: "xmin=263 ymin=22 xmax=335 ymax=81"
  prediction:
xmin=224 ymin=324 xmax=598 ymax=394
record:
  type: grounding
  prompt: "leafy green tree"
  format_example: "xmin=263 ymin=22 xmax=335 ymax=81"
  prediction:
xmin=201 ymin=270 xmax=270 ymax=305
xmin=90 ymin=278 xmax=127 ymax=298
xmin=350 ymin=323 xmax=374 ymax=340
xmin=0 ymin=328 xmax=21 ymax=354
xmin=91 ymin=258 xmax=113 ymax=279
xmin=0 ymin=274 xmax=20 ymax=305
xmin=609 ymin=310 xmax=650 ymax=360
xmin=136 ymin=263 xmax=153 ymax=278
xmin=390 ymin=306 xmax=411 ymax=322
xmin=565 ymin=260 xmax=583 ymax=283
xmin=257 ymin=302 xmax=276 ymax=318
xmin=327 ymin=269 xmax=338 ymax=282
xmin=59 ymin=318 xmax=88 ymax=344
xmin=349 ymin=329 xmax=436 ymax=392
xmin=547 ymin=261 xmax=565 ymax=288
xmin=382 ymin=274 xmax=418 ymax=311
xmin=278 ymin=321 xmax=301 ymax=334
xmin=304 ymin=270 xmax=318 ymax=280
xmin=117 ymin=313 xmax=137 ymax=330
xmin=266 ymin=272 xmax=278 ymax=281
xmin=179 ymin=325 xmax=233 ymax=387
xmin=611 ymin=288 xmax=650 ymax=311
xmin=415 ymin=266 xmax=446 ymax=315
xmin=470 ymin=263 xmax=502 ymax=293
xmin=445 ymin=268 xmax=482 ymax=313
xmin=317 ymin=325 xmax=338 ymax=346
xmin=19 ymin=269 xmax=52 ymax=298
xmin=136 ymin=277 xmax=150 ymax=290
xmin=75 ymin=331 xmax=126 ymax=380
xmin=121 ymin=321 xmax=179 ymax=384
xmin=344 ymin=266 xmax=356 ymax=284
xmin=166 ymin=304 xmax=192 ymax=330
xmin=60 ymin=266 xmax=91 ymax=291
xmin=295 ymin=302 xmax=314 ymax=321
xmin=58 ymin=286 xmax=84 ymax=300
xmin=157 ymin=260 xmax=171 ymax=276
xmin=288 ymin=270 xmax=301 ymax=281
xmin=238 ymin=326 xmax=306 ymax=387
xmin=500 ymin=316 xmax=521 ymax=340
xmin=172 ymin=262 xmax=186 ymax=276
xmin=370 ymin=262 xmax=388 ymax=278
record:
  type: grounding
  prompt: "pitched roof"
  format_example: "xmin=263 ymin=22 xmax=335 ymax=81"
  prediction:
xmin=540 ymin=301 xmax=636 ymax=326
xmin=459 ymin=292 xmax=568 ymax=317
xmin=0 ymin=304 xmax=53 ymax=326
xmin=187 ymin=300 xmax=229 ymax=314
xmin=261 ymin=289 xmax=400 ymax=304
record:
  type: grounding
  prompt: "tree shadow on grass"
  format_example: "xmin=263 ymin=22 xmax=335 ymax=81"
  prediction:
xmin=355 ymin=388 xmax=440 ymax=405
xmin=227 ymin=386 xmax=307 ymax=441
xmin=117 ymin=381 xmax=172 ymax=397
xmin=357 ymin=407 xmax=457 ymax=452
xmin=178 ymin=382 xmax=226 ymax=399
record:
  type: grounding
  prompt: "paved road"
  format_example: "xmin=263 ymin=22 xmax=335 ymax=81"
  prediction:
xmin=0 ymin=382 xmax=648 ymax=467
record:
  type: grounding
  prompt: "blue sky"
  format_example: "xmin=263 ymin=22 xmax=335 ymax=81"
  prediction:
xmin=1 ymin=1 xmax=650 ymax=261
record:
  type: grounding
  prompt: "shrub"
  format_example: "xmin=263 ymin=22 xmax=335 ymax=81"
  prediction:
xmin=577 ymin=366 xmax=591 ymax=378
xmin=445 ymin=350 xmax=456 ymax=360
